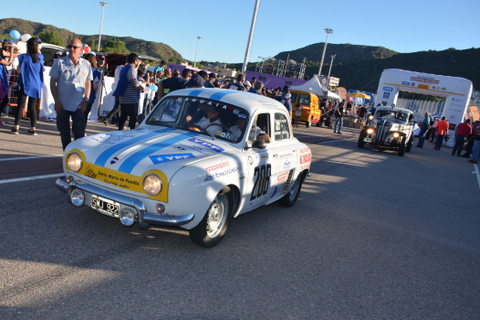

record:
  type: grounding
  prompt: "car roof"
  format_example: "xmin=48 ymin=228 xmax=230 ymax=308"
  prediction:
xmin=376 ymin=106 xmax=413 ymax=114
xmin=167 ymin=88 xmax=287 ymax=114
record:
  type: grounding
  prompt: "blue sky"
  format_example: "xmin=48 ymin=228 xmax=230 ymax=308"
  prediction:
xmin=1 ymin=0 xmax=479 ymax=64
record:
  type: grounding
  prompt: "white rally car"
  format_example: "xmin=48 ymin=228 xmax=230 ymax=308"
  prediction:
xmin=56 ymin=88 xmax=311 ymax=247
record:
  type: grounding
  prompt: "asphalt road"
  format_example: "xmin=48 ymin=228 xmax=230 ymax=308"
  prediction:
xmin=1 ymin=118 xmax=479 ymax=320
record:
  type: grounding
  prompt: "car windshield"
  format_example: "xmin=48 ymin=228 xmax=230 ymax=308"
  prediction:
xmin=145 ymin=96 xmax=249 ymax=143
xmin=375 ymin=110 xmax=408 ymax=123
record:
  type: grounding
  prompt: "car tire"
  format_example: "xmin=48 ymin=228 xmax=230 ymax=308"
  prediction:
xmin=189 ymin=188 xmax=232 ymax=247
xmin=405 ymin=136 xmax=413 ymax=152
xmin=358 ymin=130 xmax=366 ymax=148
xmin=306 ymin=118 xmax=311 ymax=128
xmin=279 ymin=172 xmax=305 ymax=207
xmin=398 ymin=137 xmax=406 ymax=156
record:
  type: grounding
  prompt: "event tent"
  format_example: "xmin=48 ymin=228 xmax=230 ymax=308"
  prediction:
xmin=290 ymin=75 xmax=340 ymax=100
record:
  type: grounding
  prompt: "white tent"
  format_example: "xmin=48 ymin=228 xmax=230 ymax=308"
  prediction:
xmin=290 ymin=75 xmax=340 ymax=100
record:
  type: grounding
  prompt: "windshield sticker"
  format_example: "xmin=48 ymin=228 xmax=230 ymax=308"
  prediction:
xmin=188 ymin=137 xmax=224 ymax=152
xmin=150 ymin=153 xmax=196 ymax=164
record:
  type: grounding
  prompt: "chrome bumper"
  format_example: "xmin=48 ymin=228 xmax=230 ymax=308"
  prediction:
xmin=55 ymin=177 xmax=194 ymax=227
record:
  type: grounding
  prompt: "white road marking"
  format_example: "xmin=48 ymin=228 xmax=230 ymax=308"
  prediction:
xmin=472 ymin=164 xmax=480 ymax=191
xmin=0 ymin=155 xmax=63 ymax=162
xmin=0 ymin=173 xmax=64 ymax=185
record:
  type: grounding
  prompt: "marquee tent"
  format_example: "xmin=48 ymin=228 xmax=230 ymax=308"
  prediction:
xmin=290 ymin=75 xmax=340 ymax=100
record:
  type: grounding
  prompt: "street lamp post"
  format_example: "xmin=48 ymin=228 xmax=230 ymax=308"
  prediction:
xmin=97 ymin=1 xmax=108 ymax=52
xmin=327 ymin=54 xmax=336 ymax=89
xmin=194 ymin=36 xmax=201 ymax=68
xmin=317 ymin=28 xmax=333 ymax=76
xmin=242 ymin=0 xmax=261 ymax=74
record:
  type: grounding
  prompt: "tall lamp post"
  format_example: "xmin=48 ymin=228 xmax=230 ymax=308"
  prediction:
xmin=242 ymin=0 xmax=261 ymax=74
xmin=327 ymin=54 xmax=336 ymax=89
xmin=317 ymin=28 xmax=333 ymax=76
xmin=194 ymin=36 xmax=201 ymax=68
xmin=97 ymin=1 xmax=108 ymax=52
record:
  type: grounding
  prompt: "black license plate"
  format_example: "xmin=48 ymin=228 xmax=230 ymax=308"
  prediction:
xmin=92 ymin=195 xmax=120 ymax=217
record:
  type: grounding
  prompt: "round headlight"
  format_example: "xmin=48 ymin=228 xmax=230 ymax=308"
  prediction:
xmin=67 ymin=153 xmax=82 ymax=172
xmin=143 ymin=174 xmax=162 ymax=195
xmin=368 ymin=115 xmax=374 ymax=120
xmin=366 ymin=128 xmax=374 ymax=134
xmin=393 ymin=132 xmax=400 ymax=138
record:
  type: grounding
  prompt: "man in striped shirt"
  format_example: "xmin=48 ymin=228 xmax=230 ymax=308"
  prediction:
xmin=113 ymin=53 xmax=144 ymax=130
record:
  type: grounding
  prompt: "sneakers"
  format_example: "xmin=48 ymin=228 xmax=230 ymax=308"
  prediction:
xmin=11 ymin=127 xmax=18 ymax=134
xmin=27 ymin=129 xmax=37 ymax=136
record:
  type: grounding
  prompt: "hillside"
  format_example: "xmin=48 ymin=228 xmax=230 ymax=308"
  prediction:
xmin=0 ymin=18 xmax=183 ymax=62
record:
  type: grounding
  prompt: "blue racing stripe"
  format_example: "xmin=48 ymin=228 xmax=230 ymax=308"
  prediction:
xmin=188 ymin=89 xmax=204 ymax=97
xmin=118 ymin=132 xmax=199 ymax=174
xmin=95 ymin=128 xmax=174 ymax=166
xmin=210 ymin=90 xmax=235 ymax=101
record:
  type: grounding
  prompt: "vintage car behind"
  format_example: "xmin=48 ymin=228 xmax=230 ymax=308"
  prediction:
xmin=56 ymin=88 xmax=312 ymax=247
xmin=358 ymin=106 xmax=414 ymax=156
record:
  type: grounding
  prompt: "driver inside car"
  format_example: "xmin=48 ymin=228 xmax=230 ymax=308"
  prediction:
xmin=230 ymin=116 xmax=271 ymax=143
xmin=188 ymin=104 xmax=222 ymax=135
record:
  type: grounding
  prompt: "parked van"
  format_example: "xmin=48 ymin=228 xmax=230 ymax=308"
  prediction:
xmin=290 ymin=90 xmax=322 ymax=127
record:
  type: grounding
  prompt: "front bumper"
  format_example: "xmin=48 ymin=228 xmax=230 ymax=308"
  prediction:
xmin=55 ymin=177 xmax=194 ymax=227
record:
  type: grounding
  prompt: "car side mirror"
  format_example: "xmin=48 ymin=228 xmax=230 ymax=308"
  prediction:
xmin=252 ymin=140 xmax=266 ymax=149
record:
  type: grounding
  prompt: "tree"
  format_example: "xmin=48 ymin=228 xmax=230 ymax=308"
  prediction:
xmin=39 ymin=31 xmax=64 ymax=46
xmin=102 ymin=38 xmax=127 ymax=53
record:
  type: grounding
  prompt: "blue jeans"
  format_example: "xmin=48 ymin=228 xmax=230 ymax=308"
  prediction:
xmin=416 ymin=127 xmax=428 ymax=147
xmin=472 ymin=140 xmax=480 ymax=161
xmin=57 ymin=109 xmax=86 ymax=150
xmin=434 ymin=134 xmax=445 ymax=149
xmin=334 ymin=117 xmax=343 ymax=133
xmin=451 ymin=135 xmax=466 ymax=156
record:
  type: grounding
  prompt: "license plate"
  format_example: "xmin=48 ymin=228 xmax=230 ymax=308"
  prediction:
xmin=364 ymin=138 xmax=372 ymax=143
xmin=92 ymin=195 xmax=120 ymax=217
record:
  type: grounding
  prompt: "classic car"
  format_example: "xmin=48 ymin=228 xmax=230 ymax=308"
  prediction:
xmin=56 ymin=88 xmax=312 ymax=247
xmin=358 ymin=106 xmax=414 ymax=156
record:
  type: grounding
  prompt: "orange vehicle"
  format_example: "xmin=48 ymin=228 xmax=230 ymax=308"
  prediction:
xmin=290 ymin=90 xmax=321 ymax=127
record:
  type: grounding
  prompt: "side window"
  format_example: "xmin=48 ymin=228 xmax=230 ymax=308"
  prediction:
xmin=249 ymin=113 xmax=270 ymax=141
xmin=274 ymin=113 xmax=291 ymax=141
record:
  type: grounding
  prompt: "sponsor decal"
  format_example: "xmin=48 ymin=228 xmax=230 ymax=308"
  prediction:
xmin=383 ymin=92 xmax=390 ymax=99
xmin=110 ymin=157 xmax=120 ymax=165
xmin=206 ymin=162 xmax=229 ymax=172
xmin=284 ymin=160 xmax=291 ymax=169
xmin=299 ymin=149 xmax=311 ymax=170
xmin=277 ymin=172 xmax=289 ymax=183
xmin=418 ymin=84 xmax=429 ymax=90
xmin=401 ymin=81 xmax=411 ymax=86
xmin=150 ymin=153 xmax=195 ymax=164
xmin=410 ymin=76 xmax=439 ymax=84
xmin=248 ymin=156 xmax=253 ymax=165
xmin=383 ymin=86 xmax=394 ymax=92
xmin=204 ymin=163 xmax=238 ymax=181
xmin=188 ymin=137 xmax=224 ymax=152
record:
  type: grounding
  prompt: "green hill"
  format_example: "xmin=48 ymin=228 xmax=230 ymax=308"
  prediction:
xmin=0 ymin=18 xmax=183 ymax=62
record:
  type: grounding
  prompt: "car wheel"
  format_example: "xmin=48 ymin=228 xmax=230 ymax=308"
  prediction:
xmin=279 ymin=172 xmax=305 ymax=207
xmin=358 ymin=130 xmax=366 ymax=148
xmin=189 ymin=188 xmax=232 ymax=247
xmin=405 ymin=136 xmax=413 ymax=152
xmin=398 ymin=137 xmax=406 ymax=156
xmin=306 ymin=118 xmax=311 ymax=128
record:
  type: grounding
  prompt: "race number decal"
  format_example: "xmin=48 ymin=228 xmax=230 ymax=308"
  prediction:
xmin=251 ymin=164 xmax=271 ymax=200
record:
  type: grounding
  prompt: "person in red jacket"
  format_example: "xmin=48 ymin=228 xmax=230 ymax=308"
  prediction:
xmin=451 ymin=119 xmax=472 ymax=156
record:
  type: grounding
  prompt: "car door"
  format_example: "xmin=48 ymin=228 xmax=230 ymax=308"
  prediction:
xmin=242 ymin=112 xmax=275 ymax=211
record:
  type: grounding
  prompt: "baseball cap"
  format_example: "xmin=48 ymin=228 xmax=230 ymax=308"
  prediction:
xmin=244 ymin=80 xmax=252 ymax=87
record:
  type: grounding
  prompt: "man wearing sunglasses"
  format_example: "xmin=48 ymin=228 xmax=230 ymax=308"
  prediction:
xmin=50 ymin=38 xmax=93 ymax=150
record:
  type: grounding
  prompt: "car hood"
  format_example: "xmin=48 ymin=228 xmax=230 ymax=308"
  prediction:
xmin=66 ymin=127 xmax=234 ymax=179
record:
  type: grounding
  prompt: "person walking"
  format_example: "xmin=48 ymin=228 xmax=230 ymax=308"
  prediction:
xmin=333 ymin=101 xmax=345 ymax=134
xmin=433 ymin=116 xmax=449 ymax=150
xmin=451 ymin=119 xmax=472 ymax=156
xmin=84 ymin=53 xmax=101 ymax=125
xmin=0 ymin=40 xmax=15 ymax=126
xmin=50 ymin=38 xmax=92 ymax=150
xmin=12 ymin=37 xmax=44 ymax=135
xmin=416 ymin=112 xmax=431 ymax=148
xmin=468 ymin=121 xmax=480 ymax=164
xmin=112 ymin=53 xmax=144 ymax=131
xmin=103 ymin=56 xmax=127 ymax=125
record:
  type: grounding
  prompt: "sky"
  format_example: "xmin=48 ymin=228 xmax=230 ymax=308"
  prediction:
xmin=1 ymin=0 xmax=479 ymax=64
